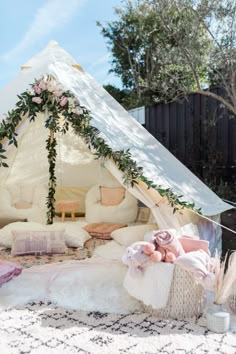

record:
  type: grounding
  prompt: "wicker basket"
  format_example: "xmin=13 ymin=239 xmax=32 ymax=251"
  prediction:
xmin=144 ymin=265 xmax=205 ymax=319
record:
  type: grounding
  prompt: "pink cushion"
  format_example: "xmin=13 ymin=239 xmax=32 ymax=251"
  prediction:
xmin=179 ymin=236 xmax=210 ymax=255
xmin=11 ymin=230 xmax=66 ymax=256
xmin=84 ymin=223 xmax=127 ymax=240
xmin=15 ymin=201 xmax=32 ymax=209
xmin=100 ymin=186 xmax=125 ymax=206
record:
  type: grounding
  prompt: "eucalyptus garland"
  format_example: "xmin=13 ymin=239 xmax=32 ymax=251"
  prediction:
xmin=0 ymin=74 xmax=201 ymax=224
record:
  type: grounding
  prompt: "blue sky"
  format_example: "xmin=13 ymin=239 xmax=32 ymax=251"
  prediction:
xmin=0 ymin=0 xmax=123 ymax=90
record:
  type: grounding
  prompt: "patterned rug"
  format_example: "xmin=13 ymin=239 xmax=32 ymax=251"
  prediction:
xmin=0 ymin=247 xmax=89 ymax=268
xmin=0 ymin=303 xmax=236 ymax=354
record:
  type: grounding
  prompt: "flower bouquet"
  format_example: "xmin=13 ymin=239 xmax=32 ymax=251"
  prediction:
xmin=213 ymin=251 xmax=236 ymax=306
xmin=206 ymin=251 xmax=236 ymax=332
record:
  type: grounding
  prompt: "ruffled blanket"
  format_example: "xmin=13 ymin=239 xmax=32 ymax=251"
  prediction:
xmin=0 ymin=261 xmax=22 ymax=286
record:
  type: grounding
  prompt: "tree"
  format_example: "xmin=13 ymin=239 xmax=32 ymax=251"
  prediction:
xmin=103 ymin=84 xmax=139 ymax=109
xmin=99 ymin=0 xmax=236 ymax=117
xmin=98 ymin=0 xmax=210 ymax=106
xmin=147 ymin=0 xmax=236 ymax=116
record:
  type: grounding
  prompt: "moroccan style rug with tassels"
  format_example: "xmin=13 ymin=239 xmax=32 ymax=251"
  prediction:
xmin=0 ymin=303 xmax=236 ymax=354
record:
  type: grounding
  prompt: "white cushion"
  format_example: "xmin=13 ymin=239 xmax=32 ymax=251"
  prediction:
xmin=93 ymin=240 xmax=126 ymax=261
xmin=0 ymin=220 xmax=90 ymax=249
xmin=33 ymin=184 xmax=48 ymax=208
xmin=46 ymin=222 xmax=91 ymax=248
xmin=19 ymin=185 xmax=34 ymax=203
xmin=85 ymin=184 xmax=138 ymax=224
xmin=6 ymin=185 xmax=21 ymax=205
xmin=0 ymin=187 xmax=12 ymax=206
xmin=0 ymin=222 xmax=44 ymax=248
xmin=6 ymin=184 xmax=34 ymax=204
xmin=111 ymin=224 xmax=158 ymax=247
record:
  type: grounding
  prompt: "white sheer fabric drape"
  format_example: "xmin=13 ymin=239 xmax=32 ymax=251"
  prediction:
xmin=104 ymin=160 xmax=222 ymax=254
xmin=105 ymin=160 xmax=198 ymax=230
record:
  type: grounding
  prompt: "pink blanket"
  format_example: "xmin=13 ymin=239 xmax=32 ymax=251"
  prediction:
xmin=152 ymin=229 xmax=185 ymax=257
xmin=0 ymin=261 xmax=22 ymax=286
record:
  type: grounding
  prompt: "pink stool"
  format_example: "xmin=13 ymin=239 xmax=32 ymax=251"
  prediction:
xmin=56 ymin=200 xmax=79 ymax=222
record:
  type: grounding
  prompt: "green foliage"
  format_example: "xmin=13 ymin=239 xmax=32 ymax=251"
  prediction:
xmin=98 ymin=0 xmax=210 ymax=106
xmin=99 ymin=0 xmax=236 ymax=116
xmin=103 ymin=84 xmax=140 ymax=110
xmin=0 ymin=75 xmax=201 ymax=223
xmin=46 ymin=134 xmax=57 ymax=224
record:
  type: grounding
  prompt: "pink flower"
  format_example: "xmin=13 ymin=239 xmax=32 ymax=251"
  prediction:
xmin=33 ymin=85 xmax=42 ymax=94
xmin=53 ymin=89 xmax=63 ymax=97
xmin=60 ymin=96 xmax=68 ymax=107
xmin=38 ymin=80 xmax=47 ymax=90
xmin=32 ymin=97 xmax=42 ymax=104
xmin=47 ymin=81 xmax=57 ymax=92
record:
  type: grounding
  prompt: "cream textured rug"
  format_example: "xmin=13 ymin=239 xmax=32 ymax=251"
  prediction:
xmin=0 ymin=303 xmax=236 ymax=354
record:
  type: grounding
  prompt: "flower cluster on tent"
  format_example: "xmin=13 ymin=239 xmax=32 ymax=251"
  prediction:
xmin=0 ymin=75 xmax=201 ymax=224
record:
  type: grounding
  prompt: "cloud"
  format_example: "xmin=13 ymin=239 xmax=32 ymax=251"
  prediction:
xmin=87 ymin=53 xmax=110 ymax=72
xmin=3 ymin=0 xmax=85 ymax=60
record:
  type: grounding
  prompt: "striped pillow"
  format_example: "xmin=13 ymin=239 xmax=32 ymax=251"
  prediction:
xmin=11 ymin=230 xmax=66 ymax=256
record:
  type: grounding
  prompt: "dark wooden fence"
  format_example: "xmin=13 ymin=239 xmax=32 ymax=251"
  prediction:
xmin=145 ymin=88 xmax=236 ymax=183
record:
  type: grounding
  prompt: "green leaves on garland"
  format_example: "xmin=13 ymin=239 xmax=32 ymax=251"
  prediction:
xmin=0 ymin=74 xmax=201 ymax=224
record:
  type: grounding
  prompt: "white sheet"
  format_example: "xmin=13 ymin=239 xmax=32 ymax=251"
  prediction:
xmin=0 ymin=257 xmax=142 ymax=314
xmin=93 ymin=240 xmax=126 ymax=261
xmin=123 ymin=262 xmax=175 ymax=310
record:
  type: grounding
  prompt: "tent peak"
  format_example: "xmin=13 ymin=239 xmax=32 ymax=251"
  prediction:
xmin=47 ymin=40 xmax=59 ymax=48
xmin=22 ymin=40 xmax=77 ymax=69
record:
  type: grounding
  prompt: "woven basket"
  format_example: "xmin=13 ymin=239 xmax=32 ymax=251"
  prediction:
xmin=144 ymin=265 xmax=205 ymax=319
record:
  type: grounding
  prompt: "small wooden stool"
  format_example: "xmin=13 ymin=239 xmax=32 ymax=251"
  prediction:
xmin=56 ymin=200 xmax=80 ymax=222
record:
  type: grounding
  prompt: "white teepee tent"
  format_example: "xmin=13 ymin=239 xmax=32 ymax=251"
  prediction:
xmin=0 ymin=41 xmax=232 ymax=253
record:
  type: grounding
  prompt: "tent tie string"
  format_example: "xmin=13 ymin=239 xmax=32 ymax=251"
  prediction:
xmin=190 ymin=209 xmax=236 ymax=235
xmin=150 ymin=202 xmax=236 ymax=235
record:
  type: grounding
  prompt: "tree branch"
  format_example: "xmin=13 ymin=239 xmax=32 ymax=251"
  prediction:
xmin=197 ymin=89 xmax=236 ymax=115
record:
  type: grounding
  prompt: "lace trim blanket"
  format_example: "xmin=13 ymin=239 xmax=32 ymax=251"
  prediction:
xmin=123 ymin=262 xmax=175 ymax=310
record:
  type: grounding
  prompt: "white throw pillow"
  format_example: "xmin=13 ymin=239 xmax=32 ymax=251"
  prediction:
xmin=0 ymin=222 xmax=44 ymax=248
xmin=19 ymin=185 xmax=34 ymax=203
xmin=0 ymin=221 xmax=90 ymax=249
xmin=46 ymin=222 xmax=91 ymax=248
xmin=93 ymin=240 xmax=126 ymax=261
xmin=111 ymin=224 xmax=158 ymax=247
xmin=64 ymin=224 xmax=91 ymax=248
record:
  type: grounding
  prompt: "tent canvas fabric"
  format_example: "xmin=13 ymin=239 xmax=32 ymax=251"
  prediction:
xmin=0 ymin=41 xmax=232 ymax=252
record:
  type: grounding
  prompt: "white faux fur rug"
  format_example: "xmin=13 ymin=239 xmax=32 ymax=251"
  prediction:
xmin=0 ymin=258 xmax=142 ymax=314
xmin=0 ymin=303 xmax=236 ymax=354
